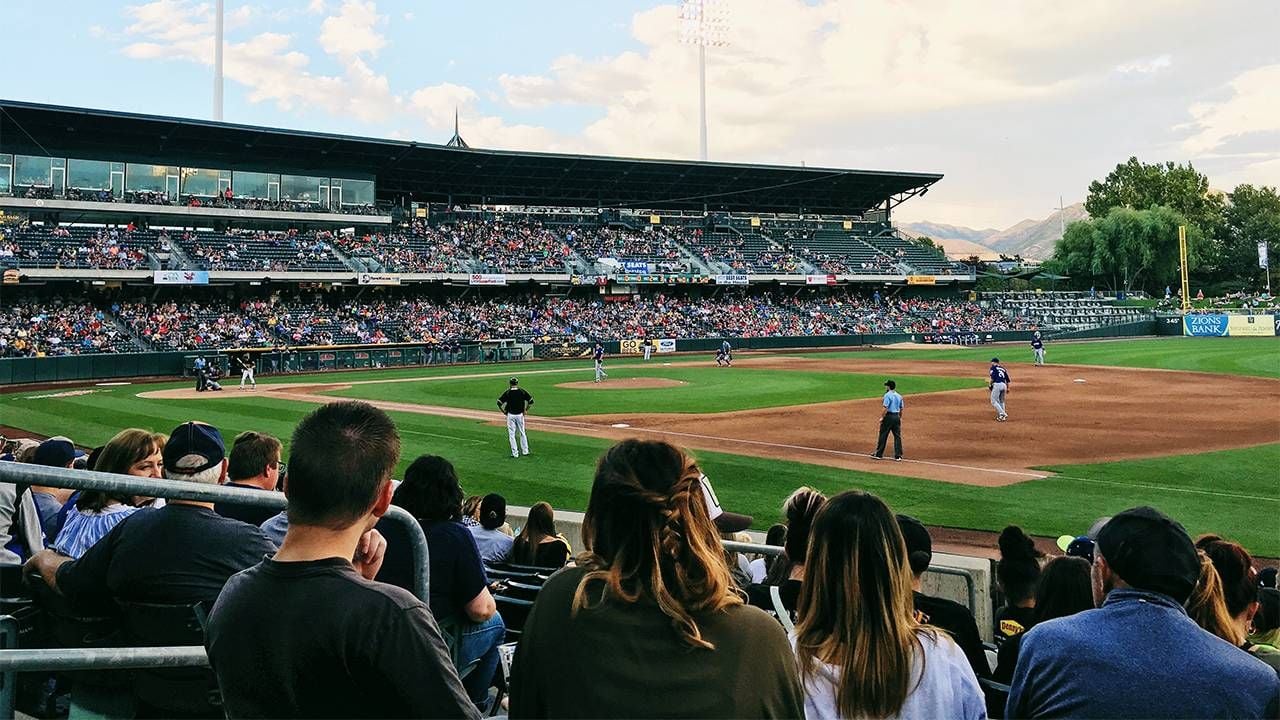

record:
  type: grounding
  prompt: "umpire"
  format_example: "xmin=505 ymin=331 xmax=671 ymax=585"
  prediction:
xmin=871 ymin=379 xmax=904 ymax=461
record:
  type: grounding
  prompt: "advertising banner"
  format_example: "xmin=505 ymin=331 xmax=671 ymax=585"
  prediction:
xmin=1182 ymin=314 xmax=1229 ymax=336
xmin=153 ymin=270 xmax=209 ymax=285
xmin=907 ymin=275 xmax=937 ymax=285
xmin=806 ymin=274 xmax=836 ymax=285
xmin=1227 ymin=314 xmax=1276 ymax=337
xmin=620 ymin=338 xmax=677 ymax=354
xmin=468 ymin=273 xmax=507 ymax=286
xmin=621 ymin=260 xmax=650 ymax=273
xmin=357 ymin=273 xmax=401 ymax=286
xmin=657 ymin=338 xmax=677 ymax=353
xmin=715 ymin=274 xmax=750 ymax=285
xmin=1260 ymin=242 xmax=1270 ymax=269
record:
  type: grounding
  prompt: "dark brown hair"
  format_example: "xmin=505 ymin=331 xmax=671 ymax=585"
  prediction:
xmin=287 ymin=401 xmax=400 ymax=528
xmin=227 ymin=431 xmax=282 ymax=482
xmin=512 ymin=502 xmax=558 ymax=564
xmin=81 ymin=429 xmax=165 ymax=512
xmin=393 ymin=455 xmax=463 ymax=522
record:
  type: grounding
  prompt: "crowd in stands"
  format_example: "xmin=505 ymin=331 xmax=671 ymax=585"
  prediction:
xmin=0 ymin=222 xmax=158 ymax=270
xmin=10 ymin=183 xmax=382 ymax=216
xmin=566 ymin=226 xmax=685 ymax=264
xmin=0 ymin=299 xmax=139 ymax=356
xmin=3 ymin=403 xmax=1277 ymax=718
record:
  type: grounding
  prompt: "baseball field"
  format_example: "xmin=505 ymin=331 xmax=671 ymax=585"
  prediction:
xmin=5 ymin=336 xmax=1278 ymax=555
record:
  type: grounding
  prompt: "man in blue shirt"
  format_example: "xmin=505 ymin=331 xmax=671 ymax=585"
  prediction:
xmin=1007 ymin=507 xmax=1279 ymax=719
xmin=871 ymin=379 xmax=904 ymax=461
xmin=989 ymin=358 xmax=1010 ymax=421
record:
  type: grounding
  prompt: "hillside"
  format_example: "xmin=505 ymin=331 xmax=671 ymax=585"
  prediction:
xmin=899 ymin=203 xmax=1087 ymax=260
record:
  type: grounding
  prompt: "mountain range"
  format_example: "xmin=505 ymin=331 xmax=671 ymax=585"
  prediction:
xmin=899 ymin=202 xmax=1087 ymax=260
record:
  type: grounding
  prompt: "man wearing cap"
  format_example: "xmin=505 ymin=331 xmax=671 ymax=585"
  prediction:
xmin=497 ymin=377 xmax=533 ymax=459
xmin=897 ymin=514 xmax=992 ymax=682
xmin=27 ymin=437 xmax=81 ymax=541
xmin=1007 ymin=506 xmax=1280 ymax=718
xmin=989 ymin=357 xmax=1010 ymax=421
xmin=871 ymin=379 xmax=904 ymax=461
xmin=23 ymin=421 xmax=276 ymax=611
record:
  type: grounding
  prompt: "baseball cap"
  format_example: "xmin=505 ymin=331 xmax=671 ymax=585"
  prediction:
xmin=509 ymin=377 xmax=519 ymax=385
xmin=1055 ymin=515 xmax=1110 ymax=562
xmin=163 ymin=421 xmax=226 ymax=474
xmin=33 ymin=438 xmax=77 ymax=467
xmin=480 ymin=493 xmax=507 ymax=530
xmin=991 ymin=357 xmax=1000 ymax=363
xmin=1095 ymin=506 xmax=1199 ymax=604
xmin=884 ymin=379 xmax=896 ymax=390
xmin=896 ymin=514 xmax=933 ymax=575
xmin=698 ymin=474 xmax=753 ymax=533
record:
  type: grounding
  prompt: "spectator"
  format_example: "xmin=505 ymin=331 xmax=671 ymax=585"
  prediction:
xmin=993 ymin=555 xmax=1093 ymax=683
xmin=510 ymin=501 xmax=571 ymax=569
xmin=469 ymin=493 xmax=514 ymax=564
xmin=1253 ymin=588 xmax=1280 ymax=662
xmin=793 ymin=490 xmax=985 ymax=719
xmin=897 ymin=514 xmax=992 ymax=681
xmin=23 ymin=422 xmax=275 ymax=610
xmin=28 ymin=437 xmax=80 ymax=541
xmin=509 ymin=439 xmax=803 ymax=718
xmin=1195 ymin=536 xmax=1280 ymax=674
xmin=206 ymin=402 xmax=477 ymax=718
xmin=392 ymin=455 xmax=505 ymax=710
xmin=51 ymin=429 xmax=164 ymax=559
xmin=748 ymin=523 xmax=787 ymax=584
xmin=214 ymin=431 xmax=284 ymax=527
xmin=462 ymin=494 xmax=483 ymax=527
xmin=747 ymin=486 xmax=826 ymax=626
xmin=994 ymin=525 xmax=1043 ymax=645
xmin=1006 ymin=507 xmax=1280 ymax=718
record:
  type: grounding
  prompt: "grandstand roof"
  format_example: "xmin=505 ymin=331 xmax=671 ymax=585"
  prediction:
xmin=0 ymin=100 xmax=941 ymax=215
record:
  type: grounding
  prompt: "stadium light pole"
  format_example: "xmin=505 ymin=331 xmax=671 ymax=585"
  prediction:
xmin=213 ymin=0 xmax=225 ymax=121
xmin=680 ymin=0 xmax=727 ymax=161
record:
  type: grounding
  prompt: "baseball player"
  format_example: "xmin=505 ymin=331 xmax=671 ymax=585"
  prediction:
xmin=721 ymin=339 xmax=733 ymax=366
xmin=989 ymin=357 xmax=1011 ymax=421
xmin=235 ymin=352 xmax=256 ymax=390
xmin=593 ymin=342 xmax=607 ymax=383
xmin=193 ymin=356 xmax=208 ymax=392
xmin=642 ymin=337 xmax=653 ymax=361
xmin=871 ymin=379 xmax=904 ymax=461
xmin=1031 ymin=331 xmax=1046 ymax=366
xmin=497 ymin=377 xmax=533 ymax=458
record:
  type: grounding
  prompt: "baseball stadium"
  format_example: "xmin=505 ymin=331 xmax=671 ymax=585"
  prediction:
xmin=1 ymin=15 xmax=1279 ymax=716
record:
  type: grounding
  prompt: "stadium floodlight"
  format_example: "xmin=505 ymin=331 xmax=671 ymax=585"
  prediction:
xmin=213 ymin=0 xmax=225 ymax=121
xmin=679 ymin=0 xmax=729 ymax=162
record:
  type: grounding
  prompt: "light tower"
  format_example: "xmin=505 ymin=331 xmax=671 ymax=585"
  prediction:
xmin=679 ymin=0 xmax=728 ymax=161
xmin=213 ymin=0 xmax=225 ymax=121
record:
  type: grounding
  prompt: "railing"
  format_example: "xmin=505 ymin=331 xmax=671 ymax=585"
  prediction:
xmin=0 ymin=463 xmax=430 ymax=719
xmin=723 ymin=540 xmax=978 ymax=613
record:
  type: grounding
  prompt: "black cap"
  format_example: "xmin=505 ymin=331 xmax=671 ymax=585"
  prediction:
xmin=162 ymin=422 xmax=226 ymax=474
xmin=991 ymin=357 xmax=1000 ymax=363
xmin=509 ymin=377 xmax=519 ymax=385
xmin=1096 ymin=506 xmax=1199 ymax=604
xmin=896 ymin=514 xmax=932 ymax=574
xmin=884 ymin=379 xmax=896 ymax=390
xmin=480 ymin=493 xmax=507 ymax=530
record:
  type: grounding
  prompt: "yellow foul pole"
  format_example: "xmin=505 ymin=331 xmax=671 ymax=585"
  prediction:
xmin=1179 ymin=225 xmax=1190 ymax=312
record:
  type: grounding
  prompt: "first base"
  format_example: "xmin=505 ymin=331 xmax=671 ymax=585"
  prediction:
xmin=1073 ymin=378 xmax=1087 ymax=383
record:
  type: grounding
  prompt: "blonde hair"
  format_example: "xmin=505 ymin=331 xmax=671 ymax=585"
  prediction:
xmin=794 ymin=490 xmax=930 ymax=718
xmin=574 ymin=440 xmax=740 ymax=650
xmin=1187 ymin=550 xmax=1243 ymax=646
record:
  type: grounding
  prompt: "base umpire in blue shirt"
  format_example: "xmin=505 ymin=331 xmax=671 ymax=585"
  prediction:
xmin=872 ymin=379 xmax=904 ymax=461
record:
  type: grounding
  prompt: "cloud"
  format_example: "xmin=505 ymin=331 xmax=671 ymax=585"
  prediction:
xmin=306 ymin=0 xmax=326 ymax=14
xmin=1178 ymin=63 xmax=1280 ymax=189
xmin=318 ymin=0 xmax=386 ymax=59
xmin=1115 ymin=54 xmax=1172 ymax=74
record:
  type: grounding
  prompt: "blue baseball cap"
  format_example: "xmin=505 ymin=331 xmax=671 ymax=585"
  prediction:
xmin=33 ymin=438 xmax=77 ymax=467
xmin=163 ymin=422 xmax=226 ymax=474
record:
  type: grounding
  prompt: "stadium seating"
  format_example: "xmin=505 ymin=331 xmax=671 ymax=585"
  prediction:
xmin=0 ymin=298 xmax=142 ymax=356
xmin=986 ymin=291 xmax=1150 ymax=331
xmin=173 ymin=230 xmax=349 ymax=272
xmin=0 ymin=225 xmax=162 ymax=270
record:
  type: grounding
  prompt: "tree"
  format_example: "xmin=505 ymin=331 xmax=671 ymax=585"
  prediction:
xmin=1085 ymin=157 xmax=1224 ymax=236
xmin=1220 ymin=184 xmax=1280 ymax=290
xmin=912 ymin=235 xmax=945 ymax=256
xmin=1052 ymin=206 xmax=1197 ymax=292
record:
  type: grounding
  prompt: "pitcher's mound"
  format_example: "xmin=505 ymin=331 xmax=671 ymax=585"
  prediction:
xmin=557 ymin=377 xmax=686 ymax=390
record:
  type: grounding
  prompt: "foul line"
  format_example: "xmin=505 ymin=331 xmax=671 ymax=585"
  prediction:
xmin=399 ymin=428 xmax=487 ymax=445
xmin=1048 ymin=474 xmax=1279 ymax=503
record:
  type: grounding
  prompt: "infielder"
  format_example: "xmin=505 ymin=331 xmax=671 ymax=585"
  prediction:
xmin=497 ymin=377 xmax=533 ymax=458
xmin=593 ymin=342 xmax=607 ymax=383
xmin=716 ymin=339 xmax=733 ymax=367
xmin=989 ymin=357 xmax=1011 ymax=421
xmin=1031 ymin=332 xmax=1046 ymax=366
xmin=235 ymin=352 xmax=256 ymax=390
xmin=642 ymin=337 xmax=653 ymax=361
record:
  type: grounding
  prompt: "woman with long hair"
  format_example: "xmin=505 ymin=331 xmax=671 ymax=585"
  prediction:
xmin=994 ymin=555 xmax=1093 ymax=683
xmin=392 ymin=455 xmax=505 ymax=710
xmin=994 ymin=525 xmax=1043 ymax=645
xmin=52 ymin=429 xmax=165 ymax=558
xmin=510 ymin=501 xmax=571 ymax=568
xmin=793 ymin=490 xmax=984 ymax=719
xmin=509 ymin=439 xmax=802 ymax=718
xmin=749 ymin=486 xmax=826 ymax=627
xmin=1194 ymin=536 xmax=1280 ymax=673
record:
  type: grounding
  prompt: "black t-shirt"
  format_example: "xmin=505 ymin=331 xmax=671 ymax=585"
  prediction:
xmin=56 ymin=504 xmax=275 ymax=609
xmin=214 ymin=482 xmax=281 ymax=528
xmin=499 ymin=387 xmax=532 ymax=415
xmin=512 ymin=537 xmax=571 ymax=568
xmin=994 ymin=604 xmax=1037 ymax=645
xmin=746 ymin=579 xmax=802 ymax=623
xmin=206 ymin=557 xmax=477 ymax=719
xmin=913 ymin=591 xmax=991 ymax=680
xmin=422 ymin=520 xmax=488 ymax=622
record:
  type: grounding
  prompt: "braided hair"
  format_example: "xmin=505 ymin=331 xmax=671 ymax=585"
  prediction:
xmin=574 ymin=439 xmax=741 ymax=649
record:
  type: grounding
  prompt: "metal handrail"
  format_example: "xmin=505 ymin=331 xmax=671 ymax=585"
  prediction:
xmin=723 ymin=540 xmax=979 ymax=613
xmin=0 ymin=462 xmax=429 ymax=603
xmin=0 ymin=647 xmax=208 ymax=672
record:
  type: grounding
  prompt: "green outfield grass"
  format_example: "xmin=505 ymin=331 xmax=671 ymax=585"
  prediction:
xmin=325 ymin=365 xmax=982 ymax=416
xmin=812 ymin=336 xmax=1280 ymax=378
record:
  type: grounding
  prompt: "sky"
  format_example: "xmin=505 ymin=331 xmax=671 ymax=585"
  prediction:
xmin=1 ymin=0 xmax=1277 ymax=229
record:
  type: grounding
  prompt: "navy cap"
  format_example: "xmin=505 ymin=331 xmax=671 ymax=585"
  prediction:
xmin=1096 ymin=506 xmax=1199 ymax=604
xmin=991 ymin=357 xmax=1000 ymax=363
xmin=163 ymin=422 xmax=226 ymax=474
xmin=33 ymin=438 xmax=77 ymax=467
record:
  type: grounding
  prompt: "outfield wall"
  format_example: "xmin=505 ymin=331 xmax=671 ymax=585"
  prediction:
xmin=1152 ymin=313 xmax=1280 ymax=337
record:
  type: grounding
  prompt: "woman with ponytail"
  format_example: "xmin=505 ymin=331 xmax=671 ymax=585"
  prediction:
xmin=509 ymin=439 xmax=803 ymax=718
xmin=792 ymin=490 xmax=984 ymax=720
xmin=994 ymin=525 xmax=1044 ymax=645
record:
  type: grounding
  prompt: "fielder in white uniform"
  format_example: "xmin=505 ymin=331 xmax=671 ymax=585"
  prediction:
xmin=642 ymin=338 xmax=653 ymax=361
xmin=497 ymin=377 xmax=533 ymax=458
